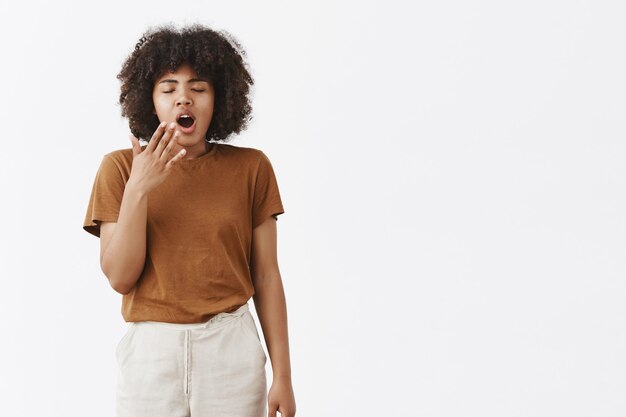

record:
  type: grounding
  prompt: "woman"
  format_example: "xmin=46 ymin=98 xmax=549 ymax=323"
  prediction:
xmin=82 ymin=23 xmax=296 ymax=417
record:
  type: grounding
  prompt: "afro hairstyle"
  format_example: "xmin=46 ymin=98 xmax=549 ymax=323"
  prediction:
xmin=117 ymin=23 xmax=254 ymax=142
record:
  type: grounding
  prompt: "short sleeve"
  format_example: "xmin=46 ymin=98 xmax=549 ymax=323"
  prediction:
xmin=252 ymin=151 xmax=285 ymax=229
xmin=82 ymin=154 xmax=126 ymax=238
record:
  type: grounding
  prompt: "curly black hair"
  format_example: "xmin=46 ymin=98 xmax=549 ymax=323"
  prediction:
xmin=117 ymin=23 xmax=254 ymax=142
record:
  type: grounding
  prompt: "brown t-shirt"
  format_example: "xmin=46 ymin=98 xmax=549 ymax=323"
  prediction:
xmin=82 ymin=143 xmax=285 ymax=323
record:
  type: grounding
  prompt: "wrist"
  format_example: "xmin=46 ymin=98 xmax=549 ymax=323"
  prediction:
xmin=125 ymin=179 xmax=148 ymax=198
xmin=272 ymin=371 xmax=292 ymax=382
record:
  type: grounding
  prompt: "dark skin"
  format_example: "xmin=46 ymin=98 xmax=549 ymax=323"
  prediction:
xmin=251 ymin=215 xmax=297 ymax=417
xmin=103 ymin=63 xmax=296 ymax=417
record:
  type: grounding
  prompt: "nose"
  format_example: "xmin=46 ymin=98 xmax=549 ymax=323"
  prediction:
xmin=176 ymin=95 xmax=192 ymax=106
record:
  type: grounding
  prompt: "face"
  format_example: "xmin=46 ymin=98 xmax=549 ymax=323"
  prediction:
xmin=152 ymin=62 xmax=215 ymax=158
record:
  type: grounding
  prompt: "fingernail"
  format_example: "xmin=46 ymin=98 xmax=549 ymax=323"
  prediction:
xmin=170 ymin=122 xmax=176 ymax=129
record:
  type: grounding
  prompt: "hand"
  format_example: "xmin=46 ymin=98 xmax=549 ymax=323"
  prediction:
xmin=127 ymin=122 xmax=186 ymax=194
xmin=267 ymin=377 xmax=296 ymax=417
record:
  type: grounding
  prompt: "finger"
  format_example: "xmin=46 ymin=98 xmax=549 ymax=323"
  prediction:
xmin=268 ymin=403 xmax=277 ymax=417
xmin=146 ymin=121 xmax=168 ymax=153
xmin=129 ymin=134 xmax=141 ymax=157
xmin=160 ymin=131 xmax=179 ymax=162
xmin=156 ymin=122 xmax=176 ymax=157
xmin=166 ymin=148 xmax=187 ymax=169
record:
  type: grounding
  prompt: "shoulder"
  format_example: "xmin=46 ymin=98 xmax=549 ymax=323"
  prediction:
xmin=104 ymin=147 xmax=134 ymax=161
xmin=100 ymin=147 xmax=134 ymax=176
xmin=100 ymin=144 xmax=268 ymax=170
xmin=218 ymin=143 xmax=263 ymax=157
xmin=216 ymin=143 xmax=267 ymax=165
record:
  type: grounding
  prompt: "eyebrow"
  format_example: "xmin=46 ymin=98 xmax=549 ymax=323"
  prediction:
xmin=158 ymin=78 xmax=210 ymax=85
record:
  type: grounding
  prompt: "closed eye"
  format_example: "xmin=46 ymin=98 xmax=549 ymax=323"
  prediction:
xmin=162 ymin=89 xmax=206 ymax=94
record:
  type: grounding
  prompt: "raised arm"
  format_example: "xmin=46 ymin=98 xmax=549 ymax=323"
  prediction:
xmin=100 ymin=122 xmax=186 ymax=294
xmin=99 ymin=183 xmax=148 ymax=295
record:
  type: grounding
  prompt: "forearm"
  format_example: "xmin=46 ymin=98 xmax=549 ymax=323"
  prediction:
xmin=252 ymin=274 xmax=292 ymax=379
xmin=101 ymin=182 xmax=148 ymax=294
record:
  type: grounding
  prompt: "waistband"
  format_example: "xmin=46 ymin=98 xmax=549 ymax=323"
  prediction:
xmin=134 ymin=303 xmax=249 ymax=331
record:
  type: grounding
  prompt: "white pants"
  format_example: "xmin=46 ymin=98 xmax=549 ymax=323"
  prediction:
xmin=115 ymin=303 xmax=267 ymax=417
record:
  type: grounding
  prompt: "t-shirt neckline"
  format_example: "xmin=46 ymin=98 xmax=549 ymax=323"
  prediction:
xmin=177 ymin=142 xmax=218 ymax=166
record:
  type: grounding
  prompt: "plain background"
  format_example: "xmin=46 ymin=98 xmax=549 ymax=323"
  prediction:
xmin=1 ymin=1 xmax=625 ymax=416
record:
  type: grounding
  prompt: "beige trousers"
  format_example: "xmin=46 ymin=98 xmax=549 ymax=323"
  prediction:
xmin=115 ymin=303 xmax=267 ymax=417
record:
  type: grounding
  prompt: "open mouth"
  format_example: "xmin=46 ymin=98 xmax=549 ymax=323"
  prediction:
xmin=177 ymin=114 xmax=195 ymax=128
